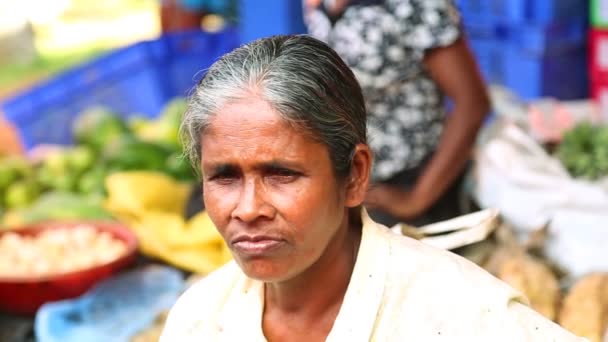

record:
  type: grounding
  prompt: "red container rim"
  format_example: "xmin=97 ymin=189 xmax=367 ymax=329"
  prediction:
xmin=0 ymin=220 xmax=138 ymax=283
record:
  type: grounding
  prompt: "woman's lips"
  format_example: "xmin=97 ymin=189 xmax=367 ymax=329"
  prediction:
xmin=232 ymin=236 xmax=285 ymax=257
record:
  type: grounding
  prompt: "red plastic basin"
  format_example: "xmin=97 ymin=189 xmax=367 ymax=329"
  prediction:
xmin=0 ymin=221 xmax=138 ymax=315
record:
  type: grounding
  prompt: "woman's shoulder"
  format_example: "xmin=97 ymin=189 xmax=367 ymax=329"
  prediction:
xmin=364 ymin=216 xmax=500 ymax=287
xmin=376 ymin=231 xmax=584 ymax=340
xmin=160 ymin=261 xmax=243 ymax=341
xmin=384 ymin=226 xmax=526 ymax=306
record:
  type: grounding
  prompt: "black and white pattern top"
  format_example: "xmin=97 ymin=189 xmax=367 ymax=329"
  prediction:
xmin=305 ymin=0 xmax=461 ymax=181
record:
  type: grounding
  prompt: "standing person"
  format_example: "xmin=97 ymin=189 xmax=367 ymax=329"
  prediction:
xmin=304 ymin=0 xmax=490 ymax=226
xmin=160 ymin=35 xmax=583 ymax=341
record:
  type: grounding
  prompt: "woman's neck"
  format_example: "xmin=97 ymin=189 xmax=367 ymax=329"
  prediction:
xmin=264 ymin=213 xmax=361 ymax=318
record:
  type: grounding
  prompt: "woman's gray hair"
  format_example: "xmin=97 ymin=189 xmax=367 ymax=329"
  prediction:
xmin=182 ymin=34 xmax=367 ymax=178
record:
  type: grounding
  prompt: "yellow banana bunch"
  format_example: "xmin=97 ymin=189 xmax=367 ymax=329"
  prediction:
xmin=104 ymin=171 xmax=231 ymax=274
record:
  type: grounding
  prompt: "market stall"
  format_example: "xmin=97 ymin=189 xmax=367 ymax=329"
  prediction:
xmin=0 ymin=0 xmax=607 ymax=341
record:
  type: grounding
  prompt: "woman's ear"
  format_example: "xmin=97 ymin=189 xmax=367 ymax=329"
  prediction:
xmin=345 ymin=144 xmax=372 ymax=207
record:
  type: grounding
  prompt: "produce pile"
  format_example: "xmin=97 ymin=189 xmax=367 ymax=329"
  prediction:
xmin=457 ymin=222 xmax=608 ymax=342
xmin=555 ymin=122 xmax=608 ymax=180
xmin=0 ymin=98 xmax=193 ymax=226
xmin=0 ymin=97 xmax=231 ymax=275
xmin=0 ymin=224 xmax=128 ymax=277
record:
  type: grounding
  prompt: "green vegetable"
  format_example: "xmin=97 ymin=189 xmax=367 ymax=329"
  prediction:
xmin=36 ymin=150 xmax=77 ymax=192
xmin=166 ymin=152 xmax=197 ymax=182
xmin=43 ymin=150 xmax=70 ymax=174
xmin=0 ymin=165 xmax=19 ymax=191
xmin=556 ymin=122 xmax=608 ymax=180
xmin=50 ymin=174 xmax=78 ymax=192
xmin=66 ymin=146 xmax=95 ymax=173
xmin=131 ymin=98 xmax=187 ymax=148
xmin=72 ymin=107 xmax=131 ymax=150
xmin=4 ymin=180 xmax=40 ymax=209
xmin=0 ymin=157 xmax=31 ymax=191
xmin=35 ymin=163 xmax=55 ymax=190
xmin=102 ymin=136 xmax=173 ymax=172
xmin=77 ymin=165 xmax=107 ymax=195
xmin=3 ymin=191 xmax=113 ymax=226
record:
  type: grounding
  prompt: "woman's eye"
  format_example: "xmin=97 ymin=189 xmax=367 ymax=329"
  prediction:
xmin=267 ymin=168 xmax=300 ymax=183
xmin=209 ymin=171 xmax=239 ymax=184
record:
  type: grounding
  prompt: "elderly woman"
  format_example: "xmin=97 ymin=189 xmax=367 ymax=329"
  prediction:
xmin=160 ymin=35 xmax=582 ymax=341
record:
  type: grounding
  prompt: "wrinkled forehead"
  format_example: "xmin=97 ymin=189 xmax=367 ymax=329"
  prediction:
xmin=201 ymin=97 xmax=321 ymax=152
xmin=201 ymin=95 xmax=320 ymax=144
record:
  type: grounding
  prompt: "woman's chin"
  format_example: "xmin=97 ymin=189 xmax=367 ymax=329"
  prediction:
xmin=237 ymin=259 xmax=292 ymax=282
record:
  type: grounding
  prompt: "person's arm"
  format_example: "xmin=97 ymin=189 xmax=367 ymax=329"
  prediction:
xmin=365 ymin=37 xmax=490 ymax=220
xmin=412 ymin=37 xmax=490 ymax=211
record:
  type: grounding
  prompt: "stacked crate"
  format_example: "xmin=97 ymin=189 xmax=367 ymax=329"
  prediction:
xmin=239 ymin=0 xmax=306 ymax=44
xmin=590 ymin=0 xmax=608 ymax=119
xmin=457 ymin=0 xmax=589 ymax=101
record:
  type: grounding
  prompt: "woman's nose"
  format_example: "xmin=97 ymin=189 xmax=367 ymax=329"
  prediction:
xmin=231 ymin=178 xmax=274 ymax=222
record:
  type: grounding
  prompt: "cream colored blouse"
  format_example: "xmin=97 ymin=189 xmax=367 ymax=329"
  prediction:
xmin=160 ymin=210 xmax=585 ymax=341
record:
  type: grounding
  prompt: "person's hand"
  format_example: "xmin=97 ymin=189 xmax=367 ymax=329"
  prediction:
xmin=364 ymin=184 xmax=429 ymax=221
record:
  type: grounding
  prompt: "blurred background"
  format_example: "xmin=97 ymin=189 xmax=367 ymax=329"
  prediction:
xmin=0 ymin=0 xmax=161 ymax=98
xmin=0 ymin=1 xmax=607 ymax=342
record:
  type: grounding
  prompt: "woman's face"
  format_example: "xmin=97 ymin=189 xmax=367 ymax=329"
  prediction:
xmin=200 ymin=97 xmax=349 ymax=282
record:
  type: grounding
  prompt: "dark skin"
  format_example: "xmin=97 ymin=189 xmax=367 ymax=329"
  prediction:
xmin=201 ymin=97 xmax=372 ymax=341
xmin=364 ymin=38 xmax=490 ymax=220
xmin=303 ymin=0 xmax=490 ymax=222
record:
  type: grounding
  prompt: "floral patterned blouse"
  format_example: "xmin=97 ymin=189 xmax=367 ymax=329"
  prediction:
xmin=305 ymin=0 xmax=462 ymax=181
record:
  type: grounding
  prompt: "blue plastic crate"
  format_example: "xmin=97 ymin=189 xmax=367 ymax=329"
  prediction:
xmin=470 ymin=38 xmax=588 ymax=100
xmin=163 ymin=30 xmax=240 ymax=96
xmin=463 ymin=17 xmax=587 ymax=55
xmin=239 ymin=0 xmax=306 ymax=44
xmin=457 ymin=0 xmax=587 ymax=24
xmin=502 ymin=46 xmax=588 ymax=100
xmin=468 ymin=39 xmax=506 ymax=84
xmin=1 ymin=29 xmax=239 ymax=150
